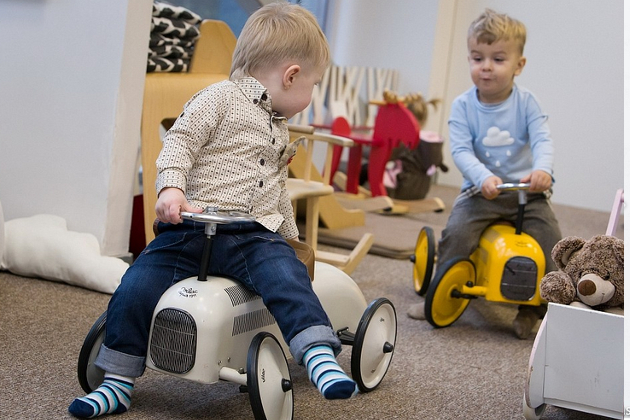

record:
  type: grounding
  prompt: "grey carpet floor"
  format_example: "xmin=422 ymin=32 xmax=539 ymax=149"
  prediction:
xmin=0 ymin=184 xmax=621 ymax=419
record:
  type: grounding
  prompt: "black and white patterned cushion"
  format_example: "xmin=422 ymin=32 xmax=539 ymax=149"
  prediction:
xmin=151 ymin=16 xmax=200 ymax=39
xmin=149 ymin=32 xmax=195 ymax=49
xmin=147 ymin=1 xmax=202 ymax=73
xmin=147 ymin=57 xmax=190 ymax=73
xmin=148 ymin=44 xmax=193 ymax=60
xmin=152 ymin=1 xmax=202 ymax=24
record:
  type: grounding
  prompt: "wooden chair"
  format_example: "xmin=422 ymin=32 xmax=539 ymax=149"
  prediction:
xmin=141 ymin=19 xmax=236 ymax=244
xmin=288 ymin=125 xmax=374 ymax=274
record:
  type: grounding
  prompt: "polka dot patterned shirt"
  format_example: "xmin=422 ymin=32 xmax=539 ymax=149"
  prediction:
xmin=156 ymin=77 xmax=299 ymax=239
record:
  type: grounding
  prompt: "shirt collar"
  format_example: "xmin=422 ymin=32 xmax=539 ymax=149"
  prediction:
xmin=234 ymin=77 xmax=273 ymax=114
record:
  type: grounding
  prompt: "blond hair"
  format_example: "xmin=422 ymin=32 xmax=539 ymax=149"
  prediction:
xmin=468 ymin=9 xmax=527 ymax=55
xmin=230 ymin=2 xmax=330 ymax=80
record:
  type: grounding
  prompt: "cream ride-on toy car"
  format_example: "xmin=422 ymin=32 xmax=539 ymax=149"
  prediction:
xmin=410 ymin=183 xmax=546 ymax=327
xmin=77 ymin=208 xmax=397 ymax=420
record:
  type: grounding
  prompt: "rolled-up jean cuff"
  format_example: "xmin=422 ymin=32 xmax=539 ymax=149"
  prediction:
xmin=289 ymin=325 xmax=342 ymax=365
xmin=94 ymin=344 xmax=146 ymax=378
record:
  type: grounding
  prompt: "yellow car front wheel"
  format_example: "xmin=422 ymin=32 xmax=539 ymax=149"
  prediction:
xmin=425 ymin=257 xmax=476 ymax=328
xmin=410 ymin=227 xmax=435 ymax=296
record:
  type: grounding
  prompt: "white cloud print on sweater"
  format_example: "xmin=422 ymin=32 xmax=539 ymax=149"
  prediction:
xmin=482 ymin=126 xmax=514 ymax=168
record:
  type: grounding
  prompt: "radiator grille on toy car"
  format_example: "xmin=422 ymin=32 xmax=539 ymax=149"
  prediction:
xmin=150 ymin=308 xmax=196 ymax=374
xmin=232 ymin=308 xmax=277 ymax=337
xmin=501 ymin=256 xmax=538 ymax=301
xmin=224 ymin=284 xmax=261 ymax=306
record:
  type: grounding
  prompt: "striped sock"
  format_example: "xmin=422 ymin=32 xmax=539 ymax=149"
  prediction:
xmin=68 ymin=374 xmax=134 ymax=418
xmin=303 ymin=345 xmax=358 ymax=400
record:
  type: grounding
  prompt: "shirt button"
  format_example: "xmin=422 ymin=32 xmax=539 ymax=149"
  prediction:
xmin=253 ymin=99 xmax=259 ymax=104
xmin=260 ymin=158 xmax=265 ymax=165
xmin=259 ymin=180 xmax=263 ymax=187
xmin=261 ymin=93 xmax=267 ymax=101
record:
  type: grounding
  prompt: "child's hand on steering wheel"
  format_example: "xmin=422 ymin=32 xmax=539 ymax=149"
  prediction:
xmin=520 ymin=170 xmax=552 ymax=193
xmin=481 ymin=176 xmax=503 ymax=200
xmin=156 ymin=187 xmax=203 ymax=224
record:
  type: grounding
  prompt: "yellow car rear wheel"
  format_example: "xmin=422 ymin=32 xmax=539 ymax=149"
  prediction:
xmin=411 ymin=227 xmax=435 ymax=296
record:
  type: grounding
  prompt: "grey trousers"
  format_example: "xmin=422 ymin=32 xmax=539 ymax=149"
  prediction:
xmin=437 ymin=189 xmax=562 ymax=274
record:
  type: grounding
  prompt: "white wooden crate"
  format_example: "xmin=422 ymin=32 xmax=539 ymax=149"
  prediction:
xmin=524 ymin=303 xmax=623 ymax=419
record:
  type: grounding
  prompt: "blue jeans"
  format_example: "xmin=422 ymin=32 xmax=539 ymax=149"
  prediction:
xmin=95 ymin=220 xmax=339 ymax=378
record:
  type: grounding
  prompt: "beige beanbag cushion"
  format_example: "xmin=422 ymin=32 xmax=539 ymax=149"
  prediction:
xmin=0 ymin=212 xmax=127 ymax=294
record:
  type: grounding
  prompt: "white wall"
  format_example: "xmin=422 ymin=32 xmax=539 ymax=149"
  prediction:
xmin=0 ymin=0 xmax=152 ymax=256
xmin=326 ymin=0 xmax=623 ymax=212
xmin=326 ymin=0 xmax=439 ymax=98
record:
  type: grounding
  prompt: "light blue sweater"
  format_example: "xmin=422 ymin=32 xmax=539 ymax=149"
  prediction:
xmin=448 ymin=84 xmax=554 ymax=191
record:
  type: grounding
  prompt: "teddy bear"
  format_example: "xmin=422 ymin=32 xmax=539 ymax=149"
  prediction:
xmin=540 ymin=235 xmax=623 ymax=313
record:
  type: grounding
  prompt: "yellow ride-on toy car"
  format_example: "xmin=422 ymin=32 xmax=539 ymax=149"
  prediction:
xmin=410 ymin=183 xmax=546 ymax=328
